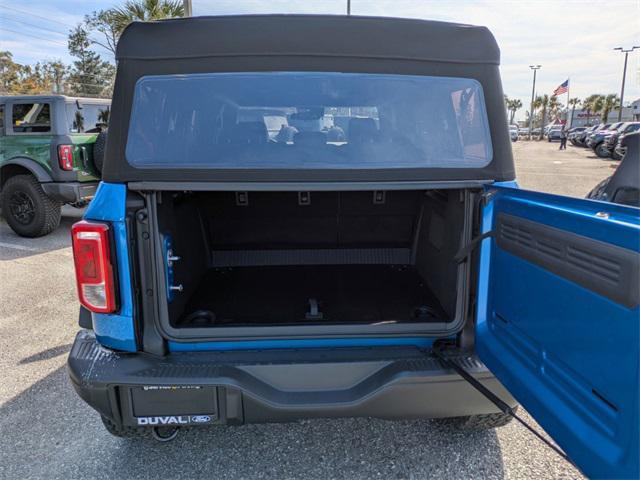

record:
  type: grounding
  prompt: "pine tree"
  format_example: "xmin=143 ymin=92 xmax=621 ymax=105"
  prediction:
xmin=67 ymin=26 xmax=115 ymax=97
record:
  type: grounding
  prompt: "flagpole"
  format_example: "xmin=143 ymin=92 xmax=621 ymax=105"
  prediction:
xmin=566 ymin=78 xmax=570 ymax=127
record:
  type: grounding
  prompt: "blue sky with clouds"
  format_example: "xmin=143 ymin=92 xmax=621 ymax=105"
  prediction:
xmin=1 ymin=0 xmax=638 ymax=120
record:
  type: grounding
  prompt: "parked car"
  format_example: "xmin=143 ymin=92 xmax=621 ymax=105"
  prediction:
xmin=66 ymin=16 xmax=639 ymax=479
xmin=586 ymin=122 xmax=620 ymax=153
xmin=547 ymin=126 xmax=563 ymax=142
xmin=518 ymin=126 xmax=530 ymax=137
xmin=587 ymin=132 xmax=639 ymax=206
xmin=584 ymin=124 xmax=611 ymax=145
xmin=567 ymin=126 xmax=586 ymax=146
xmin=508 ymin=125 xmax=518 ymax=142
xmin=573 ymin=125 xmax=598 ymax=147
xmin=613 ymin=126 xmax=639 ymax=159
xmin=604 ymin=122 xmax=640 ymax=159
xmin=0 ymin=95 xmax=110 ymax=237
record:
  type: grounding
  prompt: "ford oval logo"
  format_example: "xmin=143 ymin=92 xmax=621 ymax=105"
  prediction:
xmin=191 ymin=415 xmax=211 ymax=423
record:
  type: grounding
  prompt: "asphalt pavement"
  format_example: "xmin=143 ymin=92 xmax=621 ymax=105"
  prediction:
xmin=0 ymin=141 xmax=608 ymax=479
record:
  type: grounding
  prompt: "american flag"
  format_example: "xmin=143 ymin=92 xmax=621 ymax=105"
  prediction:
xmin=553 ymin=79 xmax=569 ymax=95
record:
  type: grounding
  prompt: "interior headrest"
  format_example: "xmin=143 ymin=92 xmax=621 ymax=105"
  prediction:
xmin=229 ymin=121 xmax=268 ymax=144
xmin=294 ymin=131 xmax=327 ymax=147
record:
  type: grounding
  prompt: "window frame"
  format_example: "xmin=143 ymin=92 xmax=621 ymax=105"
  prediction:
xmin=65 ymin=101 xmax=111 ymax=134
xmin=7 ymin=101 xmax=54 ymax=136
xmin=124 ymin=72 xmax=494 ymax=171
xmin=0 ymin=104 xmax=5 ymax=136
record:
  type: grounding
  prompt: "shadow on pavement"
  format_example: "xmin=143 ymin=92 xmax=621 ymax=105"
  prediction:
xmin=0 ymin=211 xmax=80 ymax=261
xmin=0 ymin=366 xmax=505 ymax=479
xmin=19 ymin=344 xmax=73 ymax=364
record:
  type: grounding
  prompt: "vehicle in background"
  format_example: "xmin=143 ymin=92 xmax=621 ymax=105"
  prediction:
xmin=531 ymin=127 xmax=541 ymax=137
xmin=586 ymin=122 xmax=618 ymax=152
xmin=614 ymin=126 xmax=639 ymax=159
xmin=567 ymin=126 xmax=587 ymax=146
xmin=577 ymin=124 xmax=609 ymax=147
xmin=66 ymin=16 xmax=639 ymax=479
xmin=518 ymin=126 xmax=529 ymax=138
xmin=604 ymin=122 xmax=640 ymax=159
xmin=587 ymin=132 xmax=639 ymax=206
xmin=0 ymin=95 xmax=110 ymax=237
xmin=547 ymin=126 xmax=563 ymax=142
xmin=508 ymin=125 xmax=518 ymax=142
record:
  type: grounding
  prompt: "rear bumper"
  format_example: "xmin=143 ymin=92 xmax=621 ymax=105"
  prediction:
xmin=68 ymin=331 xmax=516 ymax=428
xmin=42 ymin=181 xmax=98 ymax=203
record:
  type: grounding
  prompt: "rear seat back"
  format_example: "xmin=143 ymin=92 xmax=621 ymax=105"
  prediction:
xmin=200 ymin=191 xmax=423 ymax=250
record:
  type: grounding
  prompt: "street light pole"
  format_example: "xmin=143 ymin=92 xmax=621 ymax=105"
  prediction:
xmin=183 ymin=0 xmax=192 ymax=17
xmin=347 ymin=0 xmax=351 ymax=15
xmin=614 ymin=46 xmax=639 ymax=121
xmin=528 ymin=65 xmax=541 ymax=140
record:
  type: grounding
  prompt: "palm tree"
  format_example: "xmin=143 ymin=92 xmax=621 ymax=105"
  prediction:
xmin=534 ymin=94 xmax=551 ymax=140
xmin=583 ymin=94 xmax=604 ymax=126
xmin=111 ymin=0 xmax=184 ymax=36
xmin=600 ymin=94 xmax=620 ymax=123
xmin=547 ymin=95 xmax=561 ymax=123
xmin=568 ymin=97 xmax=580 ymax=126
xmin=85 ymin=0 xmax=184 ymax=56
xmin=508 ymin=99 xmax=522 ymax=125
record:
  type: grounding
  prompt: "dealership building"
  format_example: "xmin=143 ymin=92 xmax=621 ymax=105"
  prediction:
xmin=569 ymin=98 xmax=640 ymax=127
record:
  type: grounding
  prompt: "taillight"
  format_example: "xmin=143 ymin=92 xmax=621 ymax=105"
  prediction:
xmin=58 ymin=144 xmax=74 ymax=171
xmin=71 ymin=221 xmax=117 ymax=313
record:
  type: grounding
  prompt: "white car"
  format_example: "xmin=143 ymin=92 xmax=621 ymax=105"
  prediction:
xmin=509 ymin=125 xmax=519 ymax=142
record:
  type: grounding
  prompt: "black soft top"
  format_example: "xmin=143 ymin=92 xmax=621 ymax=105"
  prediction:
xmin=104 ymin=15 xmax=514 ymax=185
xmin=116 ymin=15 xmax=499 ymax=65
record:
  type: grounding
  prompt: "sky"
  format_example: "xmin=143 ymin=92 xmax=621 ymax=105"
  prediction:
xmin=1 ymin=0 xmax=639 ymax=120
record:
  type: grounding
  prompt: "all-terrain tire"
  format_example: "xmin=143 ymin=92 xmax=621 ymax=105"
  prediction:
xmin=1 ymin=174 xmax=61 ymax=237
xmin=594 ymin=142 xmax=610 ymax=158
xmin=93 ymin=130 xmax=108 ymax=173
xmin=437 ymin=407 xmax=518 ymax=430
xmin=101 ymin=416 xmax=148 ymax=439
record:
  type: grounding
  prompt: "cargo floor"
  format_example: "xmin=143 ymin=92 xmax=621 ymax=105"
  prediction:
xmin=177 ymin=265 xmax=448 ymax=327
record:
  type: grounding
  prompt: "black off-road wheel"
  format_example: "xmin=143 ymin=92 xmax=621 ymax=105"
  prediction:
xmin=436 ymin=407 xmax=518 ymax=431
xmin=1 ymin=174 xmax=61 ymax=237
xmin=101 ymin=416 xmax=148 ymax=439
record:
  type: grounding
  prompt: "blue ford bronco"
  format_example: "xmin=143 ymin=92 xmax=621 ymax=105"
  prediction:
xmin=67 ymin=15 xmax=639 ymax=478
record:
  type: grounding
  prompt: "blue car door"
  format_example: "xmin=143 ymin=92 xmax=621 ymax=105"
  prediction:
xmin=476 ymin=185 xmax=639 ymax=479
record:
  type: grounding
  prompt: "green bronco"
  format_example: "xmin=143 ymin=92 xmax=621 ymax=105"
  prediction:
xmin=0 ymin=95 xmax=110 ymax=237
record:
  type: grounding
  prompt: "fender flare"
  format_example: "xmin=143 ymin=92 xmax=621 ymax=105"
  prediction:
xmin=0 ymin=157 xmax=53 ymax=186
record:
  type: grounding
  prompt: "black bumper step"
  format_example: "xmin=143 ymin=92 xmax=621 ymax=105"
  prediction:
xmin=68 ymin=331 xmax=513 ymax=427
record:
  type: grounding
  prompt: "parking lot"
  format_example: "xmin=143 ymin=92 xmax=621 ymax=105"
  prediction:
xmin=0 ymin=140 xmax=613 ymax=480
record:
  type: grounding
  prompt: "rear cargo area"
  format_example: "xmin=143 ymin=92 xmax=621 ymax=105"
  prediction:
xmin=153 ymin=189 xmax=470 ymax=333
xmin=180 ymin=265 xmax=446 ymax=327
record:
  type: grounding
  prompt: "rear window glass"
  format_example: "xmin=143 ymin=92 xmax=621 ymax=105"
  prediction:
xmin=12 ymin=103 xmax=51 ymax=133
xmin=66 ymin=102 xmax=110 ymax=133
xmin=126 ymin=72 xmax=493 ymax=170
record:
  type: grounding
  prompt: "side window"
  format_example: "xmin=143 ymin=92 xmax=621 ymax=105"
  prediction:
xmin=12 ymin=103 xmax=51 ymax=134
xmin=0 ymin=104 xmax=4 ymax=135
xmin=66 ymin=103 xmax=110 ymax=133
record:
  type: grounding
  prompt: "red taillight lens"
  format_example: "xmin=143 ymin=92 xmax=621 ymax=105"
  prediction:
xmin=71 ymin=221 xmax=117 ymax=313
xmin=58 ymin=144 xmax=74 ymax=171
